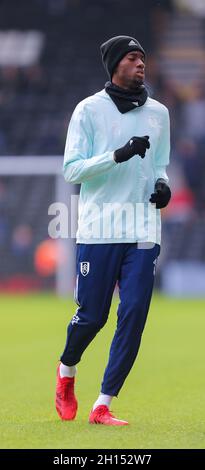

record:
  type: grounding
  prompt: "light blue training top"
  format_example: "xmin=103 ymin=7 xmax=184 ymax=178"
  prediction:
xmin=63 ymin=89 xmax=170 ymax=244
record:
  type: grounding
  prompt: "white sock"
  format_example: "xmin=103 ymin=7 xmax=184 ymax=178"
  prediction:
xmin=60 ymin=362 xmax=77 ymax=378
xmin=93 ymin=393 xmax=113 ymax=410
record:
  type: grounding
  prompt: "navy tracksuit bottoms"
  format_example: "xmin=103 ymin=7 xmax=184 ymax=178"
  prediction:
xmin=60 ymin=243 xmax=160 ymax=397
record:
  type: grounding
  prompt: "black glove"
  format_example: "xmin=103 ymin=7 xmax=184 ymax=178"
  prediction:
xmin=114 ymin=135 xmax=150 ymax=163
xmin=150 ymin=178 xmax=171 ymax=209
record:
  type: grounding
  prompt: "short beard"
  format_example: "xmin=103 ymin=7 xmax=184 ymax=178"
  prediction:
xmin=127 ymin=77 xmax=143 ymax=90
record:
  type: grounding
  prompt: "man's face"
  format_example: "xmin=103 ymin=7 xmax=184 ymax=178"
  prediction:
xmin=113 ymin=50 xmax=145 ymax=89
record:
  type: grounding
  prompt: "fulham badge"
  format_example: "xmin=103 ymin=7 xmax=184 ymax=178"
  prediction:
xmin=80 ymin=261 xmax=90 ymax=276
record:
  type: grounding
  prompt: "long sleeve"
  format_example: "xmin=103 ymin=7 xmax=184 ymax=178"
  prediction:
xmin=155 ymin=106 xmax=170 ymax=183
xmin=63 ymin=102 xmax=116 ymax=184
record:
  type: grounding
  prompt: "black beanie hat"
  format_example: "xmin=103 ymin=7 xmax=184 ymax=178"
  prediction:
xmin=100 ymin=35 xmax=145 ymax=80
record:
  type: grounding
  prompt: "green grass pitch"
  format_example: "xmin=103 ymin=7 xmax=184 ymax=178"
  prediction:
xmin=0 ymin=293 xmax=205 ymax=449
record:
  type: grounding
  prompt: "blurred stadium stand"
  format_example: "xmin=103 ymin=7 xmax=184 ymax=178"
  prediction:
xmin=0 ymin=0 xmax=205 ymax=295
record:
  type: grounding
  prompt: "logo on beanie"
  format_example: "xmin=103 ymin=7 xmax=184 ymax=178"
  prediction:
xmin=128 ymin=40 xmax=137 ymax=46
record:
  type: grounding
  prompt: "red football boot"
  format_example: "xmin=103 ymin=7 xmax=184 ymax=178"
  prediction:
xmin=89 ymin=405 xmax=129 ymax=426
xmin=55 ymin=365 xmax=78 ymax=420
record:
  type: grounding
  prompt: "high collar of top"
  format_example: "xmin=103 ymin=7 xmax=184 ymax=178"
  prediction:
xmin=105 ymin=81 xmax=148 ymax=113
